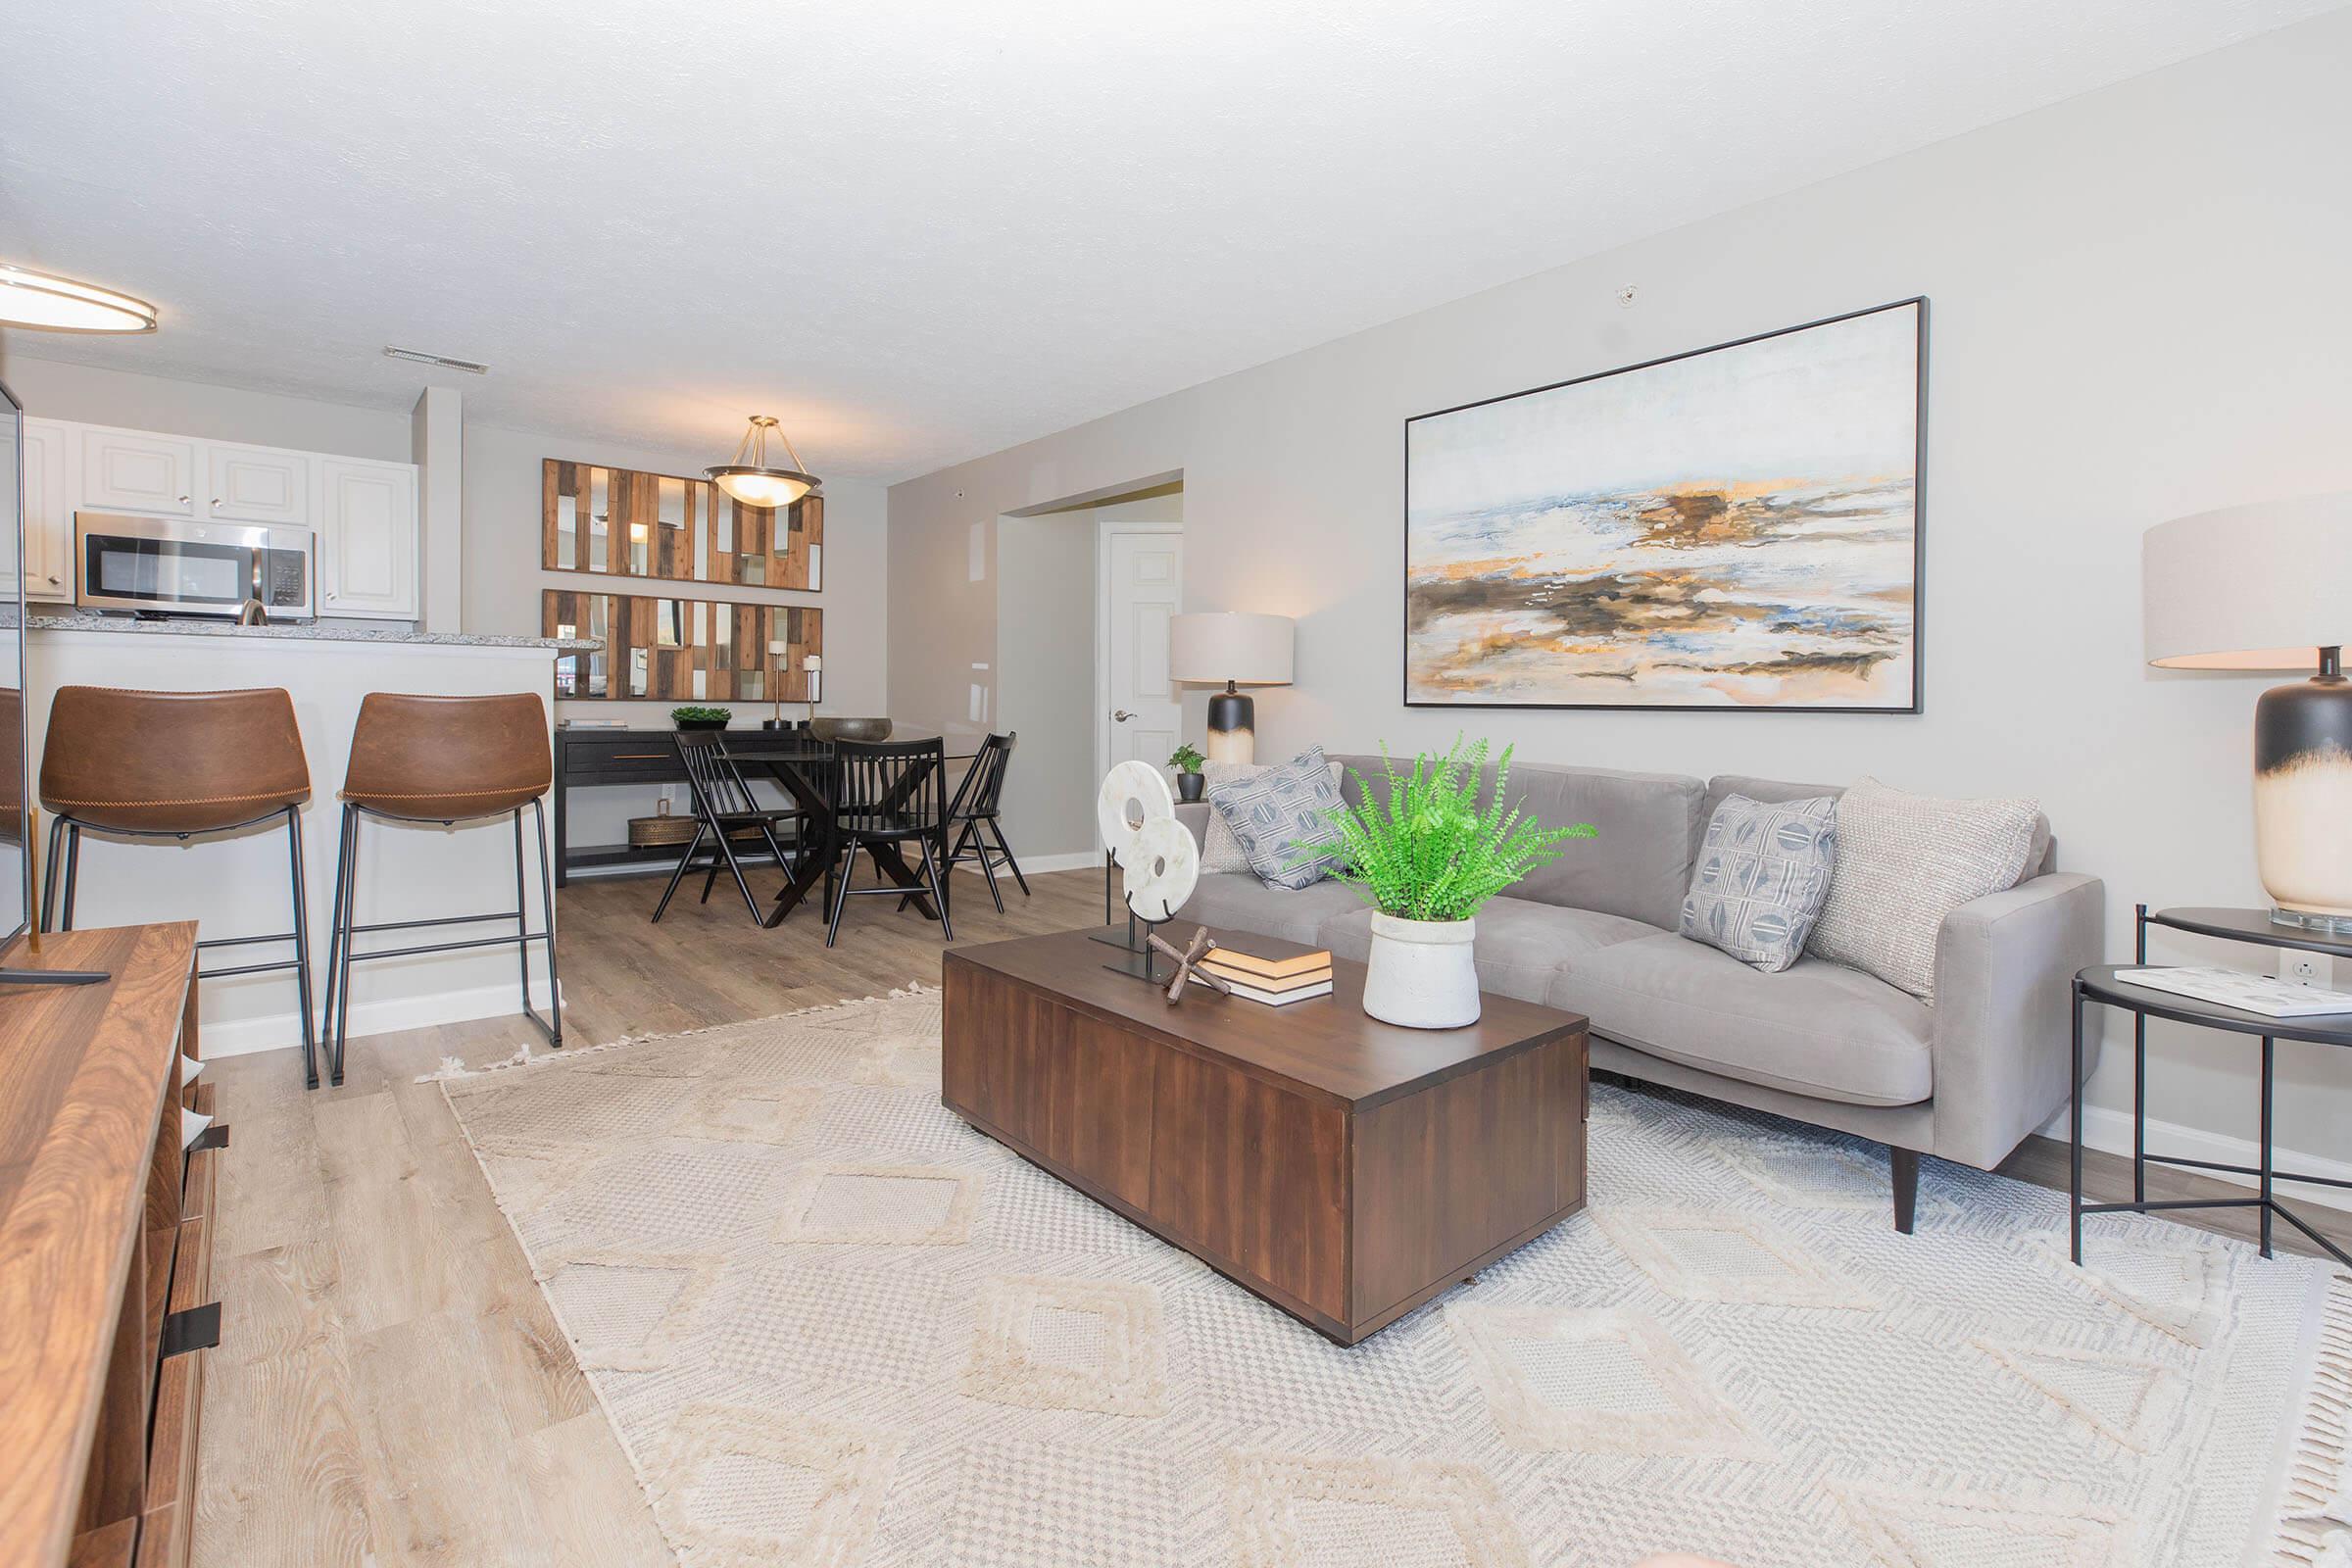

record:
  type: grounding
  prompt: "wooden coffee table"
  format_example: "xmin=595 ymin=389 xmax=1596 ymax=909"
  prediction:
xmin=941 ymin=926 xmax=1590 ymax=1345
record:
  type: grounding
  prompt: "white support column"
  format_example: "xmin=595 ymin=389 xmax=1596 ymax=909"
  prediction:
xmin=411 ymin=385 xmax=465 ymax=632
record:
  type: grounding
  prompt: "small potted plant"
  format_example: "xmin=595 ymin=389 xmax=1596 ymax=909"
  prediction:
xmin=1309 ymin=737 xmax=1593 ymax=1028
xmin=670 ymin=705 xmax=733 ymax=732
xmin=1168 ymin=743 xmax=1207 ymax=803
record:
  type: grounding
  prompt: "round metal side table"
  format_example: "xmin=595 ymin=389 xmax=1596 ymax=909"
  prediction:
xmin=2070 ymin=904 xmax=2352 ymax=1267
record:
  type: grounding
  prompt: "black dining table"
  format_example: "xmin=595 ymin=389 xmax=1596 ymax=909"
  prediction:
xmin=721 ymin=728 xmax=978 ymax=929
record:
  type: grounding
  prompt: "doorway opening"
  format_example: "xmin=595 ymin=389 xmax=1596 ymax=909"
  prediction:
xmin=994 ymin=475 xmax=1182 ymax=864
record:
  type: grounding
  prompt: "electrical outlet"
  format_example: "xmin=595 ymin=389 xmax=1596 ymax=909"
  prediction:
xmin=2281 ymin=949 xmax=2326 ymax=986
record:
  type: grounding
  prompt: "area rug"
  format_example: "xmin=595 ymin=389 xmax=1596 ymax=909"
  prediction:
xmin=440 ymin=989 xmax=2337 ymax=1567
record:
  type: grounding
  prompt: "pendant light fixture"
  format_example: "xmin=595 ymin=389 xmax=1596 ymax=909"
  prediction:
xmin=707 ymin=416 xmax=819 ymax=509
xmin=0 ymin=262 xmax=157 ymax=333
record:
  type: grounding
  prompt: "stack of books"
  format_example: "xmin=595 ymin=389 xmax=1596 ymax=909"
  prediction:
xmin=1198 ymin=944 xmax=1334 ymax=1005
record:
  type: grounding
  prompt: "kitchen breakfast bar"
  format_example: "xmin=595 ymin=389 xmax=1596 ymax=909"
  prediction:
xmin=23 ymin=614 xmax=596 ymax=1059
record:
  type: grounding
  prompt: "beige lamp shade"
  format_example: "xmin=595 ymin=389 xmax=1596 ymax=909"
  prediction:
xmin=1169 ymin=612 xmax=1294 ymax=686
xmin=2144 ymin=493 xmax=2352 ymax=670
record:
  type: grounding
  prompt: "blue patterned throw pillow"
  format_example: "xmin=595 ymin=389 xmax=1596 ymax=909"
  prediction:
xmin=1206 ymin=746 xmax=1347 ymax=890
xmin=1680 ymin=794 xmax=1838 ymax=972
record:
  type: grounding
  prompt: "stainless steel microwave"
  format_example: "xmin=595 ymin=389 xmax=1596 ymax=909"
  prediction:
xmin=74 ymin=511 xmax=315 ymax=619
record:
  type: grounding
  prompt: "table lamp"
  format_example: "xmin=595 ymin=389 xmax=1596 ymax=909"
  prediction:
xmin=2143 ymin=492 xmax=2352 ymax=932
xmin=1168 ymin=612 xmax=1293 ymax=764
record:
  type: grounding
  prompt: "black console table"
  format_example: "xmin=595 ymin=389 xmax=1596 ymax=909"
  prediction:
xmin=2070 ymin=904 xmax=2352 ymax=1267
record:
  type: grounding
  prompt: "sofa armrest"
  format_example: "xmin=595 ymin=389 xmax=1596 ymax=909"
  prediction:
xmin=1175 ymin=801 xmax=1212 ymax=854
xmin=1927 ymin=871 xmax=2104 ymax=1171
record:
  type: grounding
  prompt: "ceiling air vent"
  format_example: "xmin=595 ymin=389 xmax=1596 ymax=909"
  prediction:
xmin=383 ymin=345 xmax=489 ymax=374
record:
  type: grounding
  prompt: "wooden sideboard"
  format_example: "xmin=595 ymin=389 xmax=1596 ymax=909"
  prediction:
xmin=0 ymin=923 xmax=220 ymax=1568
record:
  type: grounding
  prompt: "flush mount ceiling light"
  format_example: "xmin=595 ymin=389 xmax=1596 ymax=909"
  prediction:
xmin=707 ymin=416 xmax=819 ymax=509
xmin=0 ymin=262 xmax=156 ymax=333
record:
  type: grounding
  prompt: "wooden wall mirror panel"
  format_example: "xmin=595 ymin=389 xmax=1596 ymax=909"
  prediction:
xmin=542 ymin=459 xmax=822 ymax=591
xmin=544 ymin=589 xmax=822 ymax=703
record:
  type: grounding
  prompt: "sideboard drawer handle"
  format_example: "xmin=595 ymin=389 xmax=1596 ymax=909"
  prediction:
xmin=161 ymin=1302 xmax=221 ymax=1358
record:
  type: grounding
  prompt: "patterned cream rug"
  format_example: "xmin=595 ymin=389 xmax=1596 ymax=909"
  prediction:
xmin=439 ymin=989 xmax=2338 ymax=1568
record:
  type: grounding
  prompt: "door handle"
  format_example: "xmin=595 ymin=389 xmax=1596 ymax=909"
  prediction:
xmin=1112 ymin=710 xmax=1134 ymax=723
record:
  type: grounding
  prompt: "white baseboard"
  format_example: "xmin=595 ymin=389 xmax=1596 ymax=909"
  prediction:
xmin=2034 ymin=1102 xmax=2352 ymax=1210
xmin=953 ymin=851 xmax=1102 ymax=876
xmin=201 ymin=979 xmax=564 ymax=1059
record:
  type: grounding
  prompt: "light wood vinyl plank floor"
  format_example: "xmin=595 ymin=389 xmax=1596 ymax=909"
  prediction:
xmin=190 ymin=859 xmax=2347 ymax=1565
xmin=192 ymin=861 xmax=1111 ymax=1568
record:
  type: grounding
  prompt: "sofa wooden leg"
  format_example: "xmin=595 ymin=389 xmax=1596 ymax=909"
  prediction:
xmin=1891 ymin=1147 xmax=1920 ymax=1234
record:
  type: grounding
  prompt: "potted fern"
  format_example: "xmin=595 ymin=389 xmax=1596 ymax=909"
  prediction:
xmin=1312 ymin=737 xmax=1594 ymax=1028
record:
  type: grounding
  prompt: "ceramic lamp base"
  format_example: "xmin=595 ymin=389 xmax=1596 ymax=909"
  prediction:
xmin=2254 ymin=654 xmax=2352 ymax=929
xmin=1205 ymin=689 xmax=1254 ymax=765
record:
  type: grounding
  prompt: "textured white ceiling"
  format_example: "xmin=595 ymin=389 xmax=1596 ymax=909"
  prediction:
xmin=1 ymin=1 xmax=2336 ymax=481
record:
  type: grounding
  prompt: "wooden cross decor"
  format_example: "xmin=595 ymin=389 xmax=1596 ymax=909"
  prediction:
xmin=1146 ymin=925 xmax=1230 ymax=1004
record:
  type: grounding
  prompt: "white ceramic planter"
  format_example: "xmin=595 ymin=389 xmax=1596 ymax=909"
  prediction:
xmin=1360 ymin=911 xmax=1481 ymax=1029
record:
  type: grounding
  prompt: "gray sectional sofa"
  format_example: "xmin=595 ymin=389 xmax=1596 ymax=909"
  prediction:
xmin=1173 ymin=757 xmax=2104 ymax=1230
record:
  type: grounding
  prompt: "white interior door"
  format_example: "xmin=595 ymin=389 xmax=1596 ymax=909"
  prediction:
xmin=1097 ymin=525 xmax=1183 ymax=843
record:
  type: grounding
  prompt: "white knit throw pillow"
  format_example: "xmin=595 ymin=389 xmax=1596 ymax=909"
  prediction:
xmin=1806 ymin=777 xmax=2041 ymax=1001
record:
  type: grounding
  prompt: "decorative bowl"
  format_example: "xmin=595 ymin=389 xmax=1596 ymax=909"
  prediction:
xmin=811 ymin=716 xmax=894 ymax=742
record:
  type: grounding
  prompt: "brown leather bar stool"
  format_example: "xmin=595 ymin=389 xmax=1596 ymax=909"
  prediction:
xmin=38 ymin=685 xmax=320 ymax=1084
xmin=320 ymin=692 xmax=562 ymax=1085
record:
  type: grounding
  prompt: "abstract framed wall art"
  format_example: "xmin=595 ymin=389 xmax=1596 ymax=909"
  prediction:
xmin=1404 ymin=297 xmax=1925 ymax=711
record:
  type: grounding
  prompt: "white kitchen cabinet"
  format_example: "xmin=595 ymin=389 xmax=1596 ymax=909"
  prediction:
xmin=80 ymin=426 xmax=196 ymax=515
xmin=318 ymin=458 xmax=417 ymax=619
xmin=20 ymin=417 xmax=74 ymax=603
xmin=205 ymin=442 xmax=312 ymax=525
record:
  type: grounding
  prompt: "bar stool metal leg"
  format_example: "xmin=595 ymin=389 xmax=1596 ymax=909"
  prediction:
xmin=39 ymin=812 xmax=66 ymax=932
xmin=331 ymin=803 xmax=361 ymax=1087
xmin=60 ymin=821 xmax=82 ymax=931
xmin=513 ymin=808 xmax=533 ymax=1025
xmin=533 ymin=798 xmax=564 ymax=1048
xmin=284 ymin=805 xmax=320 ymax=1091
xmin=318 ymin=801 xmax=355 ymax=1064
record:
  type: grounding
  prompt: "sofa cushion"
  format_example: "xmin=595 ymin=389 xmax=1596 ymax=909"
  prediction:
xmin=1498 ymin=764 xmax=1704 ymax=930
xmin=1327 ymin=755 xmax=1700 ymax=930
xmin=1180 ymin=872 xmax=1364 ymax=946
xmin=1324 ymin=894 xmax=1661 ymax=1004
xmin=1551 ymin=932 xmax=1933 ymax=1107
xmin=1680 ymin=793 xmax=1838 ymax=972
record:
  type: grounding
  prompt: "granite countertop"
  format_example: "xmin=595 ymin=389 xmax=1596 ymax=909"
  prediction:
xmin=27 ymin=613 xmax=601 ymax=652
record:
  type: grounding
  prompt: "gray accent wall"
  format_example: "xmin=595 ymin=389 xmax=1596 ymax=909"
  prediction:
xmin=887 ymin=14 xmax=2352 ymax=1162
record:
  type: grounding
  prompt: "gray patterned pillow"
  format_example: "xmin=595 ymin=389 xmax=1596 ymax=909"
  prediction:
xmin=1198 ymin=760 xmax=1265 ymax=873
xmin=1206 ymin=746 xmax=1347 ymax=890
xmin=1199 ymin=757 xmax=1348 ymax=874
xmin=1680 ymin=795 xmax=1838 ymax=972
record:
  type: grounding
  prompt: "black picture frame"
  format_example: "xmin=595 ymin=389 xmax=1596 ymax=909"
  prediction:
xmin=1401 ymin=296 xmax=1929 ymax=714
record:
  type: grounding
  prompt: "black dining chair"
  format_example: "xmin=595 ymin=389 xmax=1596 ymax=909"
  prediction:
xmin=653 ymin=732 xmax=806 ymax=925
xmin=934 ymin=731 xmax=1028 ymax=913
xmin=825 ymin=736 xmax=953 ymax=947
